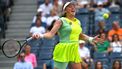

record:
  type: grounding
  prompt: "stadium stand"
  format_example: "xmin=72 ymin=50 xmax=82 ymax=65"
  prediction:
xmin=76 ymin=9 xmax=96 ymax=36
xmin=28 ymin=36 xmax=58 ymax=69
xmin=91 ymin=52 xmax=109 ymax=69
xmin=93 ymin=52 xmax=109 ymax=59
xmin=109 ymin=52 xmax=122 ymax=69
xmin=109 ymin=52 xmax=122 ymax=60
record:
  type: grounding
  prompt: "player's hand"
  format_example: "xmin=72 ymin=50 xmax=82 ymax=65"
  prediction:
xmin=92 ymin=35 xmax=100 ymax=44
xmin=32 ymin=33 xmax=41 ymax=39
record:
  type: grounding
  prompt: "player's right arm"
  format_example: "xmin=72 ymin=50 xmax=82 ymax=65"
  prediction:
xmin=33 ymin=20 xmax=62 ymax=39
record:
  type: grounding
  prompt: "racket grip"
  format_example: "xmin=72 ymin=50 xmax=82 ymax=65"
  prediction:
xmin=27 ymin=37 xmax=33 ymax=41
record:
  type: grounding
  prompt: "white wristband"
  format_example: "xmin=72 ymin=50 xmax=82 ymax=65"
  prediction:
xmin=88 ymin=37 xmax=94 ymax=43
xmin=40 ymin=34 xmax=44 ymax=38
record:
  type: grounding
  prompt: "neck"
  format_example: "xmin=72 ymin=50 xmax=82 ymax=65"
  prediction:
xmin=80 ymin=47 xmax=83 ymax=49
xmin=115 ymin=40 xmax=118 ymax=42
xmin=37 ymin=25 xmax=41 ymax=27
xmin=66 ymin=15 xmax=75 ymax=21
xmin=45 ymin=3 xmax=49 ymax=6
xmin=26 ymin=52 xmax=30 ymax=55
xmin=54 ymin=3 xmax=58 ymax=6
xmin=114 ymin=28 xmax=119 ymax=31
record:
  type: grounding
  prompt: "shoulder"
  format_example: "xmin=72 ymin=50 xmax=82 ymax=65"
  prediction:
xmin=75 ymin=18 xmax=81 ymax=25
xmin=25 ymin=62 xmax=33 ymax=66
xmin=105 ymin=40 xmax=110 ymax=44
xmin=29 ymin=53 xmax=36 ymax=57
xmin=26 ymin=61 xmax=32 ymax=64
xmin=119 ymin=28 xmax=122 ymax=31
xmin=74 ymin=18 xmax=80 ymax=21
xmin=53 ymin=16 xmax=60 ymax=20
xmin=59 ymin=17 xmax=70 ymax=26
xmin=54 ymin=18 xmax=63 ymax=25
xmin=84 ymin=47 xmax=90 ymax=51
xmin=14 ymin=62 xmax=20 ymax=65
xmin=102 ymin=8 xmax=107 ymax=10
xmin=14 ymin=62 xmax=22 ymax=66
xmin=108 ymin=29 xmax=115 ymax=33
xmin=39 ymin=26 xmax=45 ymax=29
xmin=39 ymin=4 xmax=45 ymax=7
xmin=60 ymin=17 xmax=65 ymax=21
xmin=49 ymin=3 xmax=53 ymax=7
xmin=30 ymin=26 xmax=36 ymax=30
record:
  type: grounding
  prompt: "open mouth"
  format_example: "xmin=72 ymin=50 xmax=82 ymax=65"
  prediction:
xmin=71 ymin=10 xmax=75 ymax=13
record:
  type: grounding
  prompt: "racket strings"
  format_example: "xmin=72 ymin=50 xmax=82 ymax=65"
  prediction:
xmin=3 ymin=40 xmax=21 ymax=57
xmin=2 ymin=37 xmax=32 ymax=58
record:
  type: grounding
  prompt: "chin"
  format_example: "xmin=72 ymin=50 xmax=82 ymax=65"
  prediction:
xmin=72 ymin=12 xmax=76 ymax=16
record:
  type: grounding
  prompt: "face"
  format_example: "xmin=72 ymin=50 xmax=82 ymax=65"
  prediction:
xmin=99 ymin=29 xmax=104 ymax=33
xmin=96 ymin=61 xmax=103 ymax=69
xmin=45 ymin=0 xmax=49 ymax=5
xmin=37 ymin=12 xmax=42 ymax=17
xmin=98 ymin=22 xmax=105 ymax=29
xmin=65 ymin=4 xmax=76 ymax=16
xmin=79 ymin=43 xmax=84 ymax=48
xmin=24 ymin=45 xmax=31 ymax=54
xmin=19 ymin=53 xmax=25 ymax=62
xmin=98 ymin=5 xmax=103 ymax=9
xmin=36 ymin=19 xmax=41 ymax=27
xmin=113 ymin=21 xmax=120 ymax=30
xmin=54 ymin=0 xmax=58 ymax=3
xmin=50 ymin=9 xmax=57 ymax=16
xmin=114 ymin=61 xmax=121 ymax=69
xmin=113 ymin=34 xmax=119 ymax=41
xmin=100 ymin=33 xmax=106 ymax=40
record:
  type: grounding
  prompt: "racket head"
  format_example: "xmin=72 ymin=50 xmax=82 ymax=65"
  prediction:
xmin=2 ymin=39 xmax=21 ymax=58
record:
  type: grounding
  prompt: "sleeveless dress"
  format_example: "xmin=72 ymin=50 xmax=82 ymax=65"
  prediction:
xmin=53 ymin=17 xmax=82 ymax=63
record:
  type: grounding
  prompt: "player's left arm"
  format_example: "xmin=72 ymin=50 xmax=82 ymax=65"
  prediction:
xmin=79 ymin=33 xmax=99 ymax=43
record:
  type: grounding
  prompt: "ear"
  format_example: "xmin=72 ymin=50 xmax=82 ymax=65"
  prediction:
xmin=63 ymin=10 xmax=67 ymax=13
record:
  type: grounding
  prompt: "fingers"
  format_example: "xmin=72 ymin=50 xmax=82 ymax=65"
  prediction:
xmin=92 ymin=39 xmax=98 ymax=44
xmin=94 ymin=35 xmax=99 ymax=40
xmin=32 ymin=33 xmax=42 ymax=39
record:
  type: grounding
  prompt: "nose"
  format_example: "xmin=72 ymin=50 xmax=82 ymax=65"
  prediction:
xmin=72 ymin=6 xmax=76 ymax=10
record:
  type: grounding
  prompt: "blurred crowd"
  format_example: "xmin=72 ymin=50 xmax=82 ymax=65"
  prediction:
xmin=30 ymin=0 xmax=121 ymax=36
xmin=0 ymin=0 xmax=14 ymax=38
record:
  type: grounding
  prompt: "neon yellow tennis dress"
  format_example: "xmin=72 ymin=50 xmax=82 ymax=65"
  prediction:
xmin=53 ymin=17 xmax=82 ymax=63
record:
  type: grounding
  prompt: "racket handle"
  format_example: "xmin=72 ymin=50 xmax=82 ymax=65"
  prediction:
xmin=27 ymin=37 xmax=33 ymax=41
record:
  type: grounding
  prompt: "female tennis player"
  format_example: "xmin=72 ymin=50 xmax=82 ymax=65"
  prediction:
xmin=33 ymin=1 xmax=98 ymax=69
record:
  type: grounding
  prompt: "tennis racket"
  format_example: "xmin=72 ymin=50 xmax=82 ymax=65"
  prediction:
xmin=1 ymin=37 xmax=32 ymax=58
